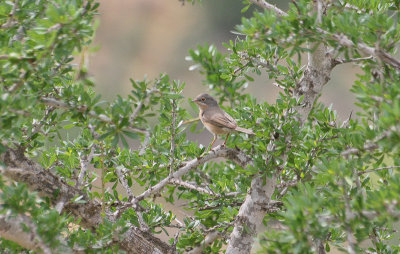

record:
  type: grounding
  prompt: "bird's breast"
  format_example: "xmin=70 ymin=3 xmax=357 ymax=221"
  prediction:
xmin=203 ymin=121 xmax=233 ymax=135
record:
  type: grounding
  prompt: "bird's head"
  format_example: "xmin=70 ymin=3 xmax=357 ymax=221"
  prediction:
xmin=192 ymin=93 xmax=218 ymax=109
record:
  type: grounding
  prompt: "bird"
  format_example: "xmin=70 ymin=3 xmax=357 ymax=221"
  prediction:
xmin=192 ymin=93 xmax=254 ymax=149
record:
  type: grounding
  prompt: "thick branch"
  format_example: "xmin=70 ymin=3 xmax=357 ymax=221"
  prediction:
xmin=0 ymin=145 xmax=253 ymax=253
xmin=0 ymin=147 xmax=173 ymax=254
xmin=0 ymin=214 xmax=56 ymax=254
xmin=226 ymin=1 xmax=333 ymax=253
xmin=342 ymin=179 xmax=357 ymax=254
xmin=226 ymin=172 xmax=277 ymax=254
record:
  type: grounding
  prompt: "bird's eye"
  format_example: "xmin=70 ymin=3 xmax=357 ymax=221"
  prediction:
xmin=201 ymin=98 xmax=206 ymax=101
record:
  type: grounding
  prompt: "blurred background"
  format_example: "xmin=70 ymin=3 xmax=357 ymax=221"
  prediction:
xmin=87 ymin=0 xmax=362 ymax=250
xmin=89 ymin=0 xmax=360 ymax=123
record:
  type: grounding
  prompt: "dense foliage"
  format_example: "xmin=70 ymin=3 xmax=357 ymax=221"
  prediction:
xmin=1 ymin=0 xmax=400 ymax=253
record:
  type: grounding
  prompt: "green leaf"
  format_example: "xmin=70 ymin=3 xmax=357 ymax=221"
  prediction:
xmin=112 ymin=134 xmax=120 ymax=147
xmin=120 ymin=134 xmax=129 ymax=149
xmin=122 ymin=130 xmax=139 ymax=140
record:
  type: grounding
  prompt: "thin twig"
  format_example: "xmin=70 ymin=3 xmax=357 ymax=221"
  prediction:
xmin=249 ymin=0 xmax=400 ymax=70
xmin=180 ymin=117 xmax=200 ymax=126
xmin=115 ymin=166 xmax=134 ymax=200
xmin=340 ymin=111 xmax=353 ymax=128
xmin=169 ymin=178 xmax=215 ymax=196
xmin=186 ymin=231 xmax=221 ymax=254
xmin=130 ymin=88 xmax=159 ymax=123
xmin=170 ymin=99 xmax=177 ymax=174
xmin=249 ymin=0 xmax=287 ymax=17
xmin=41 ymin=97 xmax=148 ymax=135
xmin=138 ymin=130 xmax=151 ymax=155
xmin=317 ymin=28 xmax=400 ymax=70
xmin=341 ymin=130 xmax=391 ymax=157
xmin=8 ymin=70 xmax=27 ymax=93
xmin=0 ymin=0 xmax=19 ymax=29
xmin=334 ymin=56 xmax=373 ymax=65
xmin=77 ymin=145 xmax=96 ymax=188
xmin=358 ymin=165 xmax=400 ymax=176
xmin=134 ymin=146 xmax=252 ymax=204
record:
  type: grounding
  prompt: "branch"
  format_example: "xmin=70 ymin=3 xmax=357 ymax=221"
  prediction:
xmin=0 ymin=214 xmax=58 ymax=254
xmin=0 ymin=147 xmax=174 ymax=254
xmin=333 ymin=56 xmax=373 ymax=65
xmin=227 ymin=1 xmax=333 ymax=253
xmin=114 ymin=167 xmax=149 ymax=232
xmin=358 ymin=165 xmax=400 ymax=176
xmin=179 ymin=117 xmax=199 ymax=126
xmin=342 ymin=179 xmax=357 ymax=254
xmin=115 ymin=166 xmax=135 ymax=200
xmin=77 ymin=145 xmax=96 ymax=188
xmin=139 ymin=130 xmax=151 ymax=156
xmin=249 ymin=0 xmax=287 ymax=17
xmin=129 ymin=88 xmax=159 ymax=123
xmin=169 ymin=178 xmax=215 ymax=196
xmin=0 ymin=0 xmax=19 ymax=29
xmin=186 ymin=231 xmax=220 ymax=254
xmin=341 ymin=130 xmax=391 ymax=157
xmin=249 ymin=0 xmax=400 ymax=70
xmin=317 ymin=28 xmax=400 ymax=70
xmin=134 ymin=145 xmax=252 ymax=203
xmin=169 ymin=99 xmax=177 ymax=173
xmin=170 ymin=178 xmax=241 ymax=198
xmin=8 ymin=70 xmax=28 ymax=93
xmin=40 ymin=97 xmax=149 ymax=136
xmin=47 ymin=23 xmax=62 ymax=33
xmin=41 ymin=97 xmax=110 ymax=122
xmin=315 ymin=232 xmax=331 ymax=254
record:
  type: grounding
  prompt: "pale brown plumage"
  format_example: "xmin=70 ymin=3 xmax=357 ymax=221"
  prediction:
xmin=193 ymin=93 xmax=254 ymax=148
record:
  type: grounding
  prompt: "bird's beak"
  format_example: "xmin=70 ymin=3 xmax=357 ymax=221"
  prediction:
xmin=192 ymin=99 xmax=198 ymax=103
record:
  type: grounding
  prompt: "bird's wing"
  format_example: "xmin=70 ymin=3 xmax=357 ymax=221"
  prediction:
xmin=203 ymin=109 xmax=237 ymax=130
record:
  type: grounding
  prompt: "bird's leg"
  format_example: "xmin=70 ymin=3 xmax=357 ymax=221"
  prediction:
xmin=201 ymin=135 xmax=217 ymax=156
xmin=208 ymin=135 xmax=217 ymax=150
xmin=222 ymin=133 xmax=230 ymax=146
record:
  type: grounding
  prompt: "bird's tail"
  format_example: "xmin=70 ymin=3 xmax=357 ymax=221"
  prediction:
xmin=235 ymin=127 xmax=255 ymax=135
